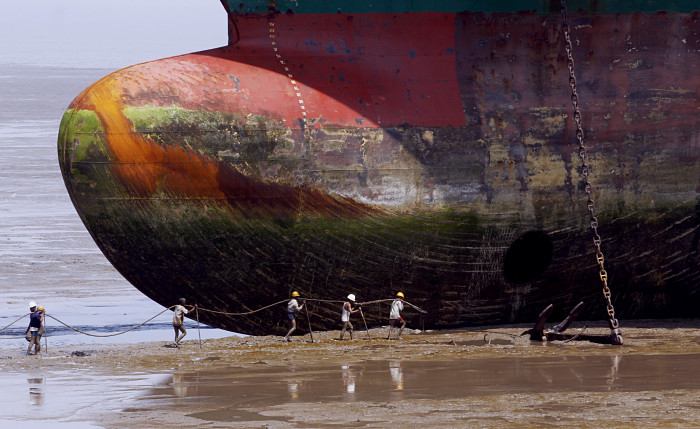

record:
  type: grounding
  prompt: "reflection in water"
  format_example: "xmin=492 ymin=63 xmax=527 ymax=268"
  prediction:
xmin=287 ymin=381 xmax=300 ymax=399
xmin=608 ymin=355 xmax=621 ymax=388
xmin=389 ymin=360 xmax=403 ymax=390
xmin=28 ymin=377 xmax=44 ymax=405
xmin=342 ymin=365 xmax=356 ymax=394
xmin=132 ymin=353 xmax=698 ymax=420
xmin=172 ymin=373 xmax=189 ymax=398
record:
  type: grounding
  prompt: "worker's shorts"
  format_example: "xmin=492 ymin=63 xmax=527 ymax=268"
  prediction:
xmin=389 ymin=318 xmax=403 ymax=326
xmin=287 ymin=311 xmax=296 ymax=320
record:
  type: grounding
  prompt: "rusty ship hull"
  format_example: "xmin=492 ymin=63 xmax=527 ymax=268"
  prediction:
xmin=57 ymin=1 xmax=699 ymax=335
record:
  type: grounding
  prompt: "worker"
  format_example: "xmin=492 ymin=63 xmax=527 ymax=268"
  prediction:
xmin=24 ymin=301 xmax=36 ymax=344
xmin=387 ymin=292 xmax=406 ymax=340
xmin=25 ymin=302 xmax=44 ymax=355
xmin=284 ymin=291 xmax=305 ymax=342
xmin=172 ymin=298 xmax=195 ymax=347
xmin=339 ymin=294 xmax=361 ymax=340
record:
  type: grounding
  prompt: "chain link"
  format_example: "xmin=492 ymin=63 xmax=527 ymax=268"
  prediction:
xmin=560 ymin=0 xmax=622 ymax=344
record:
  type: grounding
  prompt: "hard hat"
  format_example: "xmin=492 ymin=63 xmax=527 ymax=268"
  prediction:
xmin=29 ymin=301 xmax=37 ymax=308
xmin=396 ymin=292 xmax=404 ymax=298
xmin=37 ymin=306 xmax=44 ymax=311
xmin=347 ymin=294 xmax=356 ymax=302
xmin=291 ymin=291 xmax=300 ymax=297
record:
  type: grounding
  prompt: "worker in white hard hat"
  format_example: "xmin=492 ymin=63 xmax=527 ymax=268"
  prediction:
xmin=25 ymin=301 xmax=45 ymax=355
xmin=387 ymin=292 xmax=406 ymax=340
xmin=340 ymin=294 xmax=361 ymax=340
xmin=283 ymin=291 xmax=305 ymax=342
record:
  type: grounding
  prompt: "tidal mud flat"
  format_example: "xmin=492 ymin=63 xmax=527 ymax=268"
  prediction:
xmin=2 ymin=320 xmax=699 ymax=428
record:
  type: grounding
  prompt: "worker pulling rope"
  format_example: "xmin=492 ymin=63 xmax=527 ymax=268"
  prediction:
xmin=0 ymin=297 xmax=610 ymax=348
xmin=197 ymin=297 xmax=428 ymax=317
xmin=2 ymin=296 xmax=428 ymax=343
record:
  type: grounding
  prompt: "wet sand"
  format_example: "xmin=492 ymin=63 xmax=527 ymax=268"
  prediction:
xmin=2 ymin=319 xmax=699 ymax=428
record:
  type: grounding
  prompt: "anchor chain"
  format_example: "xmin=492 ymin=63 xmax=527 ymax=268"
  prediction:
xmin=560 ymin=0 xmax=622 ymax=345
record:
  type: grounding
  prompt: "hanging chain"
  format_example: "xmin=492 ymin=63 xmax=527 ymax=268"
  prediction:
xmin=560 ymin=0 xmax=622 ymax=345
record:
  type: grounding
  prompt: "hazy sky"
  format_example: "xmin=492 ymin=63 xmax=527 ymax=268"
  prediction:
xmin=0 ymin=0 xmax=227 ymax=68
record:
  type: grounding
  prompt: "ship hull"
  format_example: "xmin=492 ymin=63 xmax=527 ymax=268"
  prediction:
xmin=58 ymin=4 xmax=699 ymax=335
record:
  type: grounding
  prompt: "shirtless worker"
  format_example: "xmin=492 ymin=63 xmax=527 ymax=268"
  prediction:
xmin=283 ymin=291 xmax=305 ymax=342
xmin=387 ymin=292 xmax=406 ymax=340
xmin=172 ymin=298 xmax=195 ymax=347
xmin=339 ymin=294 xmax=361 ymax=340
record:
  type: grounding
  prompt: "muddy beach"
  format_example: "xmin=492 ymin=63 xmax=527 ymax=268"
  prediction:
xmin=2 ymin=320 xmax=699 ymax=428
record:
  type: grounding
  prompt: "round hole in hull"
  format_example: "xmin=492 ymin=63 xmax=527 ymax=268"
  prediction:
xmin=504 ymin=230 xmax=553 ymax=284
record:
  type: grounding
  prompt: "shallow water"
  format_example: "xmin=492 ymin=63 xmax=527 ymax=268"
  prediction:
xmin=2 ymin=351 xmax=698 ymax=427
xmin=0 ymin=62 xmax=232 ymax=347
xmin=0 ymin=372 xmax=156 ymax=427
xmin=141 ymin=353 xmax=700 ymax=406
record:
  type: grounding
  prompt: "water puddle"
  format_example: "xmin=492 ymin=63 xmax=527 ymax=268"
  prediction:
xmin=1 ymin=352 xmax=698 ymax=427
xmin=129 ymin=353 xmax=700 ymax=423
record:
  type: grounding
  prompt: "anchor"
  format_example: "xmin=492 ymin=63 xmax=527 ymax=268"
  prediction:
xmin=521 ymin=302 xmax=623 ymax=345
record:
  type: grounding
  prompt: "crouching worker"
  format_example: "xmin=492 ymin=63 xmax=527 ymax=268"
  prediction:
xmin=172 ymin=298 xmax=195 ymax=347
xmin=284 ymin=291 xmax=305 ymax=342
xmin=387 ymin=292 xmax=406 ymax=340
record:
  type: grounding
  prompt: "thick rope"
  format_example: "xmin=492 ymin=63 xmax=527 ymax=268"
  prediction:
xmin=4 ymin=297 xmax=428 ymax=340
xmin=480 ymin=330 xmax=521 ymax=340
xmin=44 ymin=306 xmax=173 ymax=338
xmin=357 ymin=298 xmax=428 ymax=314
xmin=197 ymin=298 xmax=427 ymax=317
xmin=0 ymin=313 xmax=29 ymax=334
xmin=561 ymin=325 xmax=588 ymax=343
xmin=197 ymin=299 xmax=289 ymax=316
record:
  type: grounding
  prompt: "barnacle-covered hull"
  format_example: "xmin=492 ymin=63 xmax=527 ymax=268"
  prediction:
xmin=58 ymin=1 xmax=699 ymax=335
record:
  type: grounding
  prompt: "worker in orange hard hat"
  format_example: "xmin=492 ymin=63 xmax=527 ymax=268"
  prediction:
xmin=387 ymin=292 xmax=406 ymax=340
xmin=284 ymin=291 xmax=305 ymax=342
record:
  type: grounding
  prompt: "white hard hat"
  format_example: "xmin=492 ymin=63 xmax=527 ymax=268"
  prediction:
xmin=347 ymin=294 xmax=356 ymax=302
xmin=28 ymin=301 xmax=37 ymax=308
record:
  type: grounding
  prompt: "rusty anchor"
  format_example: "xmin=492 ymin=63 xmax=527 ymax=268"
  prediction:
xmin=521 ymin=302 xmax=623 ymax=345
